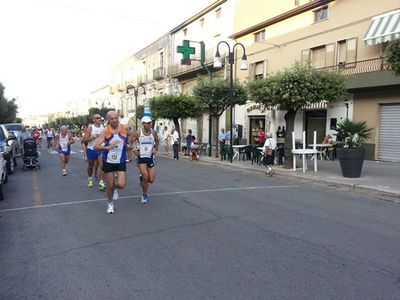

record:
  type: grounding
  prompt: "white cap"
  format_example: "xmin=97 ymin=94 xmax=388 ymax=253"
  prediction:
xmin=141 ymin=116 xmax=152 ymax=123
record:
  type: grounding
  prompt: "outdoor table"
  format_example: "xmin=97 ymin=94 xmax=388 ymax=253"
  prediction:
xmin=232 ymin=145 xmax=247 ymax=160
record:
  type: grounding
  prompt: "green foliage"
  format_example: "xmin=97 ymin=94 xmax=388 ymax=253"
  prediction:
xmin=385 ymin=39 xmax=400 ymax=75
xmin=193 ymin=76 xmax=248 ymax=117
xmin=149 ymin=94 xmax=202 ymax=120
xmin=0 ymin=83 xmax=19 ymax=123
xmin=335 ymin=119 xmax=373 ymax=148
xmin=88 ymin=107 xmax=113 ymax=118
xmin=136 ymin=105 xmax=144 ymax=120
xmin=247 ymin=63 xmax=347 ymax=111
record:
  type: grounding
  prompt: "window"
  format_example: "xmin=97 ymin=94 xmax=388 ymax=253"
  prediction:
xmin=325 ymin=43 xmax=335 ymax=66
xmin=254 ymin=30 xmax=265 ymax=42
xmin=254 ymin=61 xmax=265 ymax=80
xmin=159 ymin=52 xmax=164 ymax=68
xmin=337 ymin=38 xmax=357 ymax=65
xmin=314 ymin=6 xmax=328 ymax=22
xmin=183 ymin=28 xmax=187 ymax=36
xmin=200 ymin=18 xmax=204 ymax=27
xmin=311 ymin=46 xmax=326 ymax=68
xmin=215 ymin=8 xmax=221 ymax=19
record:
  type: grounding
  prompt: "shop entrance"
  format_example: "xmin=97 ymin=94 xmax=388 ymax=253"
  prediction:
xmin=248 ymin=116 xmax=265 ymax=145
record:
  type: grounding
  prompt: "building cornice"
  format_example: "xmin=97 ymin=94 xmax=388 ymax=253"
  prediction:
xmin=170 ymin=0 xmax=227 ymax=33
xmin=230 ymin=0 xmax=335 ymax=39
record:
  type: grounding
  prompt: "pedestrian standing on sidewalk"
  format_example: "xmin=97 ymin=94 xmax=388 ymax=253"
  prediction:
xmin=57 ymin=125 xmax=75 ymax=176
xmin=94 ymin=111 xmax=128 ymax=214
xmin=185 ymin=129 xmax=193 ymax=156
xmin=171 ymin=127 xmax=180 ymax=160
xmin=262 ymin=132 xmax=277 ymax=176
xmin=130 ymin=116 xmax=159 ymax=204
xmin=162 ymin=126 xmax=170 ymax=154
xmin=83 ymin=114 xmax=106 ymax=190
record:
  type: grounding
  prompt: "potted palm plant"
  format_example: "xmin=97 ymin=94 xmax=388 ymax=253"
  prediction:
xmin=335 ymin=119 xmax=373 ymax=178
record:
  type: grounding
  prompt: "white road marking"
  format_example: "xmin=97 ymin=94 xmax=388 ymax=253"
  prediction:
xmin=0 ymin=185 xmax=299 ymax=213
xmin=49 ymin=150 xmax=76 ymax=154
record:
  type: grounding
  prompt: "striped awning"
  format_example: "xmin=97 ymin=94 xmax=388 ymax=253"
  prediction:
xmin=363 ymin=9 xmax=400 ymax=45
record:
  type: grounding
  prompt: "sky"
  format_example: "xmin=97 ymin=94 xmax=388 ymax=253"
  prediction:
xmin=0 ymin=0 xmax=213 ymax=117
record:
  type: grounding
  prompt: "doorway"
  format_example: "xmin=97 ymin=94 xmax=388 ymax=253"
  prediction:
xmin=305 ymin=110 xmax=326 ymax=144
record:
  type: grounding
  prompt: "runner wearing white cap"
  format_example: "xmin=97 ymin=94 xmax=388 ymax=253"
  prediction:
xmin=130 ymin=115 xmax=159 ymax=204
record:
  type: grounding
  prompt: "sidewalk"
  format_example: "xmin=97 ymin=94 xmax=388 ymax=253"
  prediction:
xmin=163 ymin=152 xmax=400 ymax=200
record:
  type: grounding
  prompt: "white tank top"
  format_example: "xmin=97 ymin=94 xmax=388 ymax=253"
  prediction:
xmin=138 ymin=129 xmax=155 ymax=158
xmin=59 ymin=133 xmax=69 ymax=152
xmin=87 ymin=124 xmax=104 ymax=150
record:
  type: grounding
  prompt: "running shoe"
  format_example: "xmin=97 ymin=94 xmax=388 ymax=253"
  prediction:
xmin=94 ymin=174 xmax=99 ymax=182
xmin=62 ymin=169 xmax=67 ymax=176
xmin=141 ymin=194 xmax=148 ymax=204
xmin=88 ymin=177 xmax=94 ymax=187
xmin=99 ymin=180 xmax=106 ymax=190
xmin=107 ymin=203 xmax=114 ymax=214
xmin=113 ymin=189 xmax=119 ymax=201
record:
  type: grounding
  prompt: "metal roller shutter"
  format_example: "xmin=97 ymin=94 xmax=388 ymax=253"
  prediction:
xmin=378 ymin=104 xmax=400 ymax=162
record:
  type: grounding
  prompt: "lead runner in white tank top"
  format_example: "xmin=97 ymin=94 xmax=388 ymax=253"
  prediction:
xmin=130 ymin=116 xmax=159 ymax=204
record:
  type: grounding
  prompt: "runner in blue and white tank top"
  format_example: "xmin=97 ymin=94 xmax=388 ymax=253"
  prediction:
xmin=83 ymin=114 xmax=106 ymax=189
xmin=94 ymin=111 xmax=128 ymax=214
xmin=130 ymin=115 xmax=159 ymax=204
xmin=57 ymin=125 xmax=75 ymax=176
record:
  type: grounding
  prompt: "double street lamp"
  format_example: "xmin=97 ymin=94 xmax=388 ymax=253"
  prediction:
xmin=213 ymin=41 xmax=248 ymax=162
xmin=126 ymin=84 xmax=146 ymax=130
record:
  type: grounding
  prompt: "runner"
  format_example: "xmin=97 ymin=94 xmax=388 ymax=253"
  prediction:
xmin=130 ymin=116 xmax=159 ymax=204
xmin=57 ymin=125 xmax=75 ymax=176
xmin=83 ymin=114 xmax=106 ymax=190
xmin=80 ymin=125 xmax=88 ymax=161
xmin=45 ymin=127 xmax=55 ymax=149
xmin=94 ymin=111 xmax=128 ymax=214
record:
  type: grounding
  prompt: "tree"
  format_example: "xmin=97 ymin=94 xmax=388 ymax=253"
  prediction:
xmin=247 ymin=63 xmax=346 ymax=168
xmin=0 ymin=83 xmax=18 ymax=123
xmin=385 ymin=39 xmax=400 ymax=75
xmin=88 ymin=107 xmax=113 ymax=118
xmin=192 ymin=76 xmax=248 ymax=157
xmin=149 ymin=94 xmax=202 ymax=143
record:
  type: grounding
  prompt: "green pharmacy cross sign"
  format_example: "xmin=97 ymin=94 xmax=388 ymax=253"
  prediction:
xmin=177 ymin=40 xmax=196 ymax=65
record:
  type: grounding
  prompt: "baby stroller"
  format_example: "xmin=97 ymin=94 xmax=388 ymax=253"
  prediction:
xmin=22 ymin=138 xmax=40 ymax=170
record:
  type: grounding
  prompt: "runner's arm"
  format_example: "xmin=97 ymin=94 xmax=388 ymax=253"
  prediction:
xmin=68 ymin=132 xmax=75 ymax=144
xmin=83 ymin=125 xmax=94 ymax=143
xmin=152 ymin=130 xmax=159 ymax=154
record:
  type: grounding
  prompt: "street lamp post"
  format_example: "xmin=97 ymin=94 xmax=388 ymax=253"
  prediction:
xmin=213 ymin=41 xmax=248 ymax=162
xmin=126 ymin=84 xmax=146 ymax=131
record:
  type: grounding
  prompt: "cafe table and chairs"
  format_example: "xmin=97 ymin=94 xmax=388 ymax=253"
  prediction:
xmin=307 ymin=143 xmax=330 ymax=160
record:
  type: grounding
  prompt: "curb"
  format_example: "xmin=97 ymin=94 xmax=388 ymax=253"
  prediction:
xmin=159 ymin=153 xmax=400 ymax=201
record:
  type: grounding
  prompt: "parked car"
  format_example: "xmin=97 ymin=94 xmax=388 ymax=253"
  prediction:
xmin=0 ymin=153 xmax=8 ymax=200
xmin=0 ymin=124 xmax=18 ymax=174
xmin=3 ymin=123 xmax=22 ymax=156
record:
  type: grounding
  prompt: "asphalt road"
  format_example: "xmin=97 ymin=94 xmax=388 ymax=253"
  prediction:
xmin=1 ymin=142 xmax=399 ymax=299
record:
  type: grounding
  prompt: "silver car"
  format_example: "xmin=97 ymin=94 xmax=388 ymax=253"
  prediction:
xmin=0 ymin=152 xmax=8 ymax=200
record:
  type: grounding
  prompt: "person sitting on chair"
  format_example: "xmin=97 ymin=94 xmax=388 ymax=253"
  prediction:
xmin=322 ymin=134 xmax=334 ymax=160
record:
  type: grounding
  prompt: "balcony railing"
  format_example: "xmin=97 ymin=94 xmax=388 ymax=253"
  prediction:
xmin=318 ymin=57 xmax=389 ymax=75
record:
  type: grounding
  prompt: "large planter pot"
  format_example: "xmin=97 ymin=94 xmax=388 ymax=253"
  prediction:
xmin=336 ymin=148 xmax=366 ymax=178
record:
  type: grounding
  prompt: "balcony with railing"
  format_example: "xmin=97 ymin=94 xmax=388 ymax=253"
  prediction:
xmin=168 ymin=48 xmax=216 ymax=78
xmin=318 ymin=57 xmax=399 ymax=91
xmin=153 ymin=67 xmax=165 ymax=80
xmin=318 ymin=57 xmax=389 ymax=75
